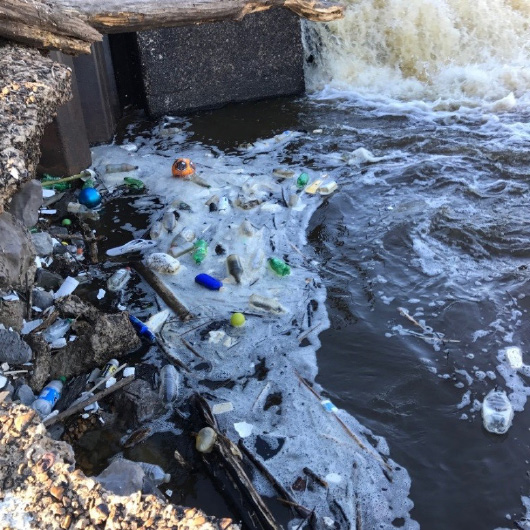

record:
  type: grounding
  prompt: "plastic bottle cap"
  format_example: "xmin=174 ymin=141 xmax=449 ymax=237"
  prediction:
xmin=230 ymin=312 xmax=246 ymax=327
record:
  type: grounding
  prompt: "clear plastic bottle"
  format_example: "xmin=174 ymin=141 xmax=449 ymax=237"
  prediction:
xmin=139 ymin=462 xmax=171 ymax=485
xmin=159 ymin=364 xmax=179 ymax=404
xmin=107 ymin=268 xmax=131 ymax=292
xmin=162 ymin=211 xmax=177 ymax=232
xmin=249 ymin=294 xmax=286 ymax=314
xmin=227 ymin=254 xmax=244 ymax=284
xmin=239 ymin=220 xmax=255 ymax=237
xmin=66 ymin=202 xmax=100 ymax=221
xmin=150 ymin=221 xmax=166 ymax=241
xmin=32 ymin=377 xmax=66 ymax=417
xmin=268 ymin=257 xmax=291 ymax=277
xmin=43 ymin=318 xmax=72 ymax=343
xmin=192 ymin=239 xmax=208 ymax=264
xmin=482 ymin=388 xmax=514 ymax=434
xmin=105 ymin=163 xmax=138 ymax=174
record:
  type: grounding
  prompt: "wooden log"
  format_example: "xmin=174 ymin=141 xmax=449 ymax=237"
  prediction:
xmin=191 ymin=393 xmax=282 ymax=530
xmin=53 ymin=0 xmax=344 ymax=34
xmin=132 ymin=261 xmax=193 ymax=322
xmin=0 ymin=0 xmax=101 ymax=54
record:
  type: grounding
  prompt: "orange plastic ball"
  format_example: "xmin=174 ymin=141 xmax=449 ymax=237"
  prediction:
xmin=172 ymin=158 xmax=196 ymax=178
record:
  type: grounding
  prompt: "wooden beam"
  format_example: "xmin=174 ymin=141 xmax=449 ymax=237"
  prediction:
xmin=52 ymin=0 xmax=344 ymax=34
xmin=0 ymin=0 xmax=102 ymax=55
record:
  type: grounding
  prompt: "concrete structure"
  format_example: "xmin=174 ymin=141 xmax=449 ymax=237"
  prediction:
xmin=38 ymin=9 xmax=305 ymax=175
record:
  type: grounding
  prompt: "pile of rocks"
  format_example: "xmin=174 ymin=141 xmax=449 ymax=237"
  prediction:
xmin=0 ymin=401 xmax=239 ymax=529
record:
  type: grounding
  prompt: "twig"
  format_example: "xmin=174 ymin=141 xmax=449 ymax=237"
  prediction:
xmin=238 ymin=440 xmax=312 ymax=519
xmin=30 ymin=310 xmax=58 ymax=335
xmin=295 ymin=371 xmax=392 ymax=472
xmin=156 ymin=335 xmax=191 ymax=373
xmin=90 ymin=363 xmax=127 ymax=393
xmin=294 ymin=507 xmax=316 ymax=530
xmin=44 ymin=375 xmax=134 ymax=427
xmin=297 ymin=323 xmax=322 ymax=342
xmin=181 ymin=338 xmax=206 ymax=360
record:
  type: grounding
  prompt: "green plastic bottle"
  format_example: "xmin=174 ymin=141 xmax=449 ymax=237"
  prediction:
xmin=296 ymin=172 xmax=309 ymax=189
xmin=268 ymin=257 xmax=291 ymax=277
xmin=192 ymin=239 xmax=208 ymax=264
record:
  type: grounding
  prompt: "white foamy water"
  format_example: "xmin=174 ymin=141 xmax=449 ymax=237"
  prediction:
xmin=91 ymin=122 xmax=418 ymax=528
xmin=303 ymin=0 xmax=530 ymax=106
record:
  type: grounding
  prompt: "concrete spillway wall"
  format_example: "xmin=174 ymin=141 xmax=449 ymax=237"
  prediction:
xmin=40 ymin=8 xmax=305 ymax=176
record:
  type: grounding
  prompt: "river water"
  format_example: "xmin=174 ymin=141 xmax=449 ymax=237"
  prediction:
xmin=89 ymin=1 xmax=530 ymax=528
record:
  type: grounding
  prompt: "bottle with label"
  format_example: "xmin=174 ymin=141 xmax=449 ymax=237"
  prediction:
xmin=43 ymin=318 xmax=72 ymax=343
xmin=268 ymin=257 xmax=291 ymax=277
xmin=107 ymin=268 xmax=131 ymax=292
xmin=227 ymin=254 xmax=244 ymax=284
xmin=192 ymin=239 xmax=208 ymax=264
xmin=32 ymin=377 xmax=66 ymax=417
xmin=139 ymin=463 xmax=171 ymax=485
xmin=95 ymin=359 xmax=119 ymax=385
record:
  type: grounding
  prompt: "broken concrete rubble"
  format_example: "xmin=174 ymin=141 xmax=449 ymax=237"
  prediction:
xmin=0 ymin=401 xmax=240 ymax=529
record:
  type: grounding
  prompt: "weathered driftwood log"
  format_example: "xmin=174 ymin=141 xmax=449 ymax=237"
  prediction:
xmin=0 ymin=43 xmax=71 ymax=214
xmin=53 ymin=0 xmax=344 ymax=33
xmin=0 ymin=0 xmax=102 ymax=55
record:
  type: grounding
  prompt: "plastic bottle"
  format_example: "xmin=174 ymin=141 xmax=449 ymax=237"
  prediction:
xmin=123 ymin=177 xmax=144 ymax=190
xmin=192 ymin=239 xmax=208 ymax=264
xmin=168 ymin=243 xmax=194 ymax=259
xmin=129 ymin=315 xmax=156 ymax=343
xmin=43 ymin=318 xmax=72 ymax=343
xmin=150 ymin=221 xmax=166 ymax=241
xmin=95 ymin=359 xmax=119 ymax=385
xmin=482 ymin=388 xmax=514 ymax=434
xmin=106 ymin=239 xmax=157 ymax=257
xmin=195 ymin=273 xmax=223 ymax=291
xmin=107 ymin=268 xmax=131 ymax=292
xmin=162 ymin=211 xmax=178 ymax=232
xmin=159 ymin=364 xmax=179 ymax=404
xmin=105 ymin=163 xmax=138 ymax=174
xmin=268 ymin=257 xmax=291 ymax=277
xmin=139 ymin=463 xmax=171 ymax=485
xmin=67 ymin=202 xmax=100 ymax=221
xmin=32 ymin=377 xmax=66 ymax=417
xmin=296 ymin=172 xmax=309 ymax=189
xmin=196 ymin=427 xmax=217 ymax=453
xmin=177 ymin=227 xmax=196 ymax=243
xmin=249 ymin=294 xmax=286 ymax=314
xmin=227 ymin=254 xmax=244 ymax=284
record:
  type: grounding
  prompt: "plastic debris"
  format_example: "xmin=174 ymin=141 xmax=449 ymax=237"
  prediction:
xmin=482 ymin=388 xmax=514 ymax=434
xmin=159 ymin=364 xmax=179 ymax=404
xmin=54 ymin=276 xmax=79 ymax=299
xmin=234 ymin=421 xmax=254 ymax=438
xmin=195 ymin=273 xmax=223 ymax=291
xmin=106 ymin=239 xmax=157 ymax=256
xmin=32 ymin=377 xmax=66 ymax=417
xmin=195 ymin=427 xmax=217 ymax=453
xmin=145 ymin=253 xmax=181 ymax=274
xmin=129 ymin=315 xmax=156 ymax=343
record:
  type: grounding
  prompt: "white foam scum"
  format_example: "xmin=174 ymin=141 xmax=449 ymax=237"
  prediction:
xmin=91 ymin=124 xmax=417 ymax=529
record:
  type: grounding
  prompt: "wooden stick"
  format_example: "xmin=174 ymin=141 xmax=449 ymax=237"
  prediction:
xmin=295 ymin=372 xmax=392 ymax=473
xmin=40 ymin=172 xmax=89 ymax=187
xmin=156 ymin=336 xmax=191 ymax=373
xmin=29 ymin=310 xmax=58 ymax=335
xmin=181 ymin=337 xmax=206 ymax=360
xmin=302 ymin=467 xmax=328 ymax=488
xmin=238 ymin=440 xmax=313 ymax=519
xmin=132 ymin=262 xmax=193 ymax=321
xmin=44 ymin=375 xmax=134 ymax=427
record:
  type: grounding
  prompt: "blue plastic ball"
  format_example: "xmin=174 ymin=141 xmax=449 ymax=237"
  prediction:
xmin=78 ymin=187 xmax=101 ymax=209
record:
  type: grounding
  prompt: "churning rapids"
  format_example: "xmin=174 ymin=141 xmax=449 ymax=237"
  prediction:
xmin=90 ymin=1 xmax=530 ymax=528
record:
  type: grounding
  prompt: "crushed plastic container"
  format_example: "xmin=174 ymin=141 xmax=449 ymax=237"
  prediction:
xmin=249 ymin=294 xmax=286 ymax=314
xmin=32 ymin=377 xmax=66 ymax=417
xmin=482 ymin=388 xmax=514 ymax=434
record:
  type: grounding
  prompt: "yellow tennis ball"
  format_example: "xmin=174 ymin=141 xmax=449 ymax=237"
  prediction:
xmin=230 ymin=312 xmax=245 ymax=327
